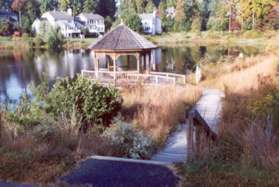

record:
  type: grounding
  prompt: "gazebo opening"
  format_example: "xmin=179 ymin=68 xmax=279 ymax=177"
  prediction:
xmin=116 ymin=55 xmax=137 ymax=71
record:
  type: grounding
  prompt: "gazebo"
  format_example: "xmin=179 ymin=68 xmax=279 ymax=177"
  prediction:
xmin=89 ymin=24 xmax=157 ymax=79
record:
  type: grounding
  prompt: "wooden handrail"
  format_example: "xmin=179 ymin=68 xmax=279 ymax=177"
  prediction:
xmin=189 ymin=109 xmax=218 ymax=141
xmin=187 ymin=109 xmax=218 ymax=161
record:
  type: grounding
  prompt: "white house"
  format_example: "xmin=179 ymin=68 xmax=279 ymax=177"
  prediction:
xmin=139 ymin=10 xmax=162 ymax=35
xmin=76 ymin=13 xmax=105 ymax=35
xmin=166 ymin=7 xmax=176 ymax=19
xmin=32 ymin=9 xmax=81 ymax=37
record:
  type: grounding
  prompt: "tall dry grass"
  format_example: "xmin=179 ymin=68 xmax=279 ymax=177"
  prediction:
xmin=121 ymin=84 xmax=201 ymax=145
xmin=0 ymin=115 xmax=122 ymax=183
xmin=180 ymin=77 xmax=279 ymax=186
xmin=199 ymin=53 xmax=279 ymax=93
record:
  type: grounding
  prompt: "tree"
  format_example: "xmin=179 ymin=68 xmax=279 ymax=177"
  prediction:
xmin=175 ymin=0 xmax=185 ymax=28
xmin=46 ymin=27 xmax=65 ymax=51
xmin=97 ymin=0 xmax=116 ymax=18
xmin=83 ymin=0 xmax=98 ymax=13
xmin=59 ymin=0 xmax=70 ymax=11
xmin=40 ymin=0 xmax=54 ymax=14
xmin=240 ymin=0 xmax=276 ymax=29
xmin=207 ymin=0 xmax=229 ymax=31
xmin=0 ymin=0 xmax=4 ymax=8
xmin=21 ymin=0 xmax=38 ymax=32
xmin=71 ymin=0 xmax=82 ymax=16
xmin=145 ymin=0 xmax=155 ymax=13
xmin=124 ymin=13 xmax=142 ymax=32
xmin=11 ymin=0 xmax=27 ymax=27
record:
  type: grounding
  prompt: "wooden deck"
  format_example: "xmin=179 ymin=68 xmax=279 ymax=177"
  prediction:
xmin=81 ymin=70 xmax=186 ymax=85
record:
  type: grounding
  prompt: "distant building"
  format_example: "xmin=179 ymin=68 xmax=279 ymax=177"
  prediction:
xmin=139 ymin=10 xmax=162 ymax=35
xmin=0 ymin=10 xmax=18 ymax=24
xmin=76 ymin=13 xmax=105 ymax=35
xmin=32 ymin=9 xmax=105 ymax=38
xmin=165 ymin=7 xmax=176 ymax=19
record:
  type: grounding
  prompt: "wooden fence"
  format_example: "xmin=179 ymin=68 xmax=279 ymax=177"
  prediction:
xmin=187 ymin=109 xmax=218 ymax=161
xmin=81 ymin=70 xmax=186 ymax=86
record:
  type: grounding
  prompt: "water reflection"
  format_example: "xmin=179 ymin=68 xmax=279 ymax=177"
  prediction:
xmin=0 ymin=45 xmax=264 ymax=102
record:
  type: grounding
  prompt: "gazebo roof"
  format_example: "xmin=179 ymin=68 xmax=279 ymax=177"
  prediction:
xmin=89 ymin=24 xmax=157 ymax=51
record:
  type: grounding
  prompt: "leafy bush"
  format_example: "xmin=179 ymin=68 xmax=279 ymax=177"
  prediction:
xmin=102 ymin=120 xmax=153 ymax=159
xmin=46 ymin=27 xmax=65 ymax=51
xmin=243 ymin=30 xmax=263 ymax=39
xmin=5 ymin=76 xmax=122 ymax=133
xmin=33 ymin=35 xmax=45 ymax=48
xmin=46 ymin=76 xmax=123 ymax=132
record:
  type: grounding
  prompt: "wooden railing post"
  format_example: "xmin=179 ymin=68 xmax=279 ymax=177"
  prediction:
xmin=187 ymin=110 xmax=195 ymax=161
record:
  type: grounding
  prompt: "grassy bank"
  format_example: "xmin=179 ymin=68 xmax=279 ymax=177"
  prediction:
xmin=0 ymin=36 xmax=96 ymax=50
xmin=147 ymin=30 xmax=279 ymax=47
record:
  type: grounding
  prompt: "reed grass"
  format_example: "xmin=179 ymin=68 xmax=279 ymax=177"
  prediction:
xmin=121 ymin=84 xmax=201 ymax=145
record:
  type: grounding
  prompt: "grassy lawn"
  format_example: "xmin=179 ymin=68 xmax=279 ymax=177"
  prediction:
xmin=0 ymin=36 xmax=97 ymax=50
xmin=146 ymin=30 xmax=279 ymax=47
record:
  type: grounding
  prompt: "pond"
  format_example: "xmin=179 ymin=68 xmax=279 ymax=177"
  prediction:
xmin=0 ymin=45 xmax=265 ymax=103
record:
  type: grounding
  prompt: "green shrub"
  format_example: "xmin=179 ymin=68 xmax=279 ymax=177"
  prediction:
xmin=46 ymin=75 xmax=123 ymax=132
xmin=21 ymin=33 xmax=30 ymax=41
xmin=33 ymin=35 xmax=45 ymax=48
xmin=102 ymin=120 xmax=153 ymax=159
xmin=5 ymin=76 xmax=123 ymax=133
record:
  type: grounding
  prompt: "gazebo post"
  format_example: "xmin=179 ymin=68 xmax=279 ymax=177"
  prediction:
xmin=136 ymin=53 xmax=140 ymax=73
xmin=93 ymin=52 xmax=99 ymax=78
xmin=113 ymin=54 xmax=117 ymax=80
xmin=148 ymin=51 xmax=152 ymax=74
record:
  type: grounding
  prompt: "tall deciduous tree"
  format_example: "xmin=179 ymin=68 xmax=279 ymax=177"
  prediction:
xmin=175 ymin=0 xmax=185 ymax=24
xmin=240 ymin=0 xmax=276 ymax=29
xmin=83 ymin=0 xmax=98 ymax=13
xmin=11 ymin=0 xmax=27 ymax=27
xmin=59 ymin=0 xmax=70 ymax=11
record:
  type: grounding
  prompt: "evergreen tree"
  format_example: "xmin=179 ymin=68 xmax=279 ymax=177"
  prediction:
xmin=97 ymin=0 xmax=116 ymax=18
xmin=40 ymin=0 xmax=54 ymax=14
xmin=71 ymin=0 xmax=82 ymax=15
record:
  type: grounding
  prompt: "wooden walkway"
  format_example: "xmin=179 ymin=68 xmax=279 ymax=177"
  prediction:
xmin=151 ymin=89 xmax=224 ymax=164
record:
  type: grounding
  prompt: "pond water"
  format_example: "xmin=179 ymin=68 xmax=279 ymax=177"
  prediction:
xmin=0 ymin=45 xmax=264 ymax=103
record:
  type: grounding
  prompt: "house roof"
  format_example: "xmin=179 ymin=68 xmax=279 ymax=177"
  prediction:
xmin=79 ymin=13 xmax=104 ymax=20
xmin=89 ymin=24 xmax=157 ymax=51
xmin=48 ymin=11 xmax=73 ymax=21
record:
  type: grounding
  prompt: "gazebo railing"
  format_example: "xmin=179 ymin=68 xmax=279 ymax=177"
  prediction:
xmin=150 ymin=72 xmax=186 ymax=85
xmin=81 ymin=70 xmax=177 ymax=85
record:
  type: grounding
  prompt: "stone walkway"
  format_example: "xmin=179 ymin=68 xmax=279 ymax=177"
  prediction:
xmin=151 ymin=89 xmax=224 ymax=164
